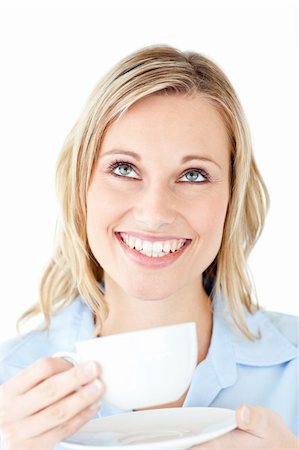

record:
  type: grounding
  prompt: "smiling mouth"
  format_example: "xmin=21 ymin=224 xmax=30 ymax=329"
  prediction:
xmin=116 ymin=232 xmax=192 ymax=258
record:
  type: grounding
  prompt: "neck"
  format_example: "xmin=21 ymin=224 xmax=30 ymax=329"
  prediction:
xmin=99 ymin=274 xmax=213 ymax=364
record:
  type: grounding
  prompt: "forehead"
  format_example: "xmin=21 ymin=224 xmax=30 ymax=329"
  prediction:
xmin=100 ymin=94 xmax=230 ymax=161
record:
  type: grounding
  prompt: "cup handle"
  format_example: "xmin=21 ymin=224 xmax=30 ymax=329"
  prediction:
xmin=52 ymin=351 xmax=81 ymax=366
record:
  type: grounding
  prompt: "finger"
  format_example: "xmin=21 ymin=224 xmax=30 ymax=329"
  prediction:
xmin=35 ymin=402 xmax=99 ymax=449
xmin=4 ymin=400 xmax=100 ymax=450
xmin=236 ymin=404 xmax=279 ymax=438
xmin=10 ymin=360 xmax=102 ymax=422
xmin=0 ymin=357 xmax=74 ymax=428
xmin=189 ymin=428 xmax=262 ymax=449
xmin=4 ymin=357 xmax=73 ymax=396
xmin=237 ymin=404 xmax=299 ymax=448
xmin=13 ymin=379 xmax=104 ymax=440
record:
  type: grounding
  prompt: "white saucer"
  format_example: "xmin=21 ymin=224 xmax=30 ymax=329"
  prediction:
xmin=62 ymin=407 xmax=236 ymax=450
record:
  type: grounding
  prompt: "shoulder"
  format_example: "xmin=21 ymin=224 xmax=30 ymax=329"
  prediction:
xmin=0 ymin=297 xmax=94 ymax=384
xmin=263 ymin=310 xmax=298 ymax=348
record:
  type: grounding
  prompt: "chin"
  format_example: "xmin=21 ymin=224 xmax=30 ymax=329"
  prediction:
xmin=125 ymin=279 xmax=176 ymax=302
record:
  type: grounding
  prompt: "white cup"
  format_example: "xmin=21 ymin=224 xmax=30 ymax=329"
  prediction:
xmin=56 ymin=322 xmax=197 ymax=410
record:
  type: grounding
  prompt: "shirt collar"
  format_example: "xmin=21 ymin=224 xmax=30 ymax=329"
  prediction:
xmin=183 ymin=294 xmax=297 ymax=407
xmin=67 ymin=291 xmax=298 ymax=417
xmin=183 ymin=296 xmax=238 ymax=406
xmin=4 ymin=286 xmax=295 ymax=415
xmin=79 ymin=285 xmax=297 ymax=413
xmin=212 ymin=294 xmax=298 ymax=367
xmin=96 ymin=280 xmax=297 ymax=367
xmin=230 ymin=309 xmax=297 ymax=366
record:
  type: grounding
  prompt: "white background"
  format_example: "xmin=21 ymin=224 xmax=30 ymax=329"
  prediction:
xmin=0 ymin=0 xmax=298 ymax=343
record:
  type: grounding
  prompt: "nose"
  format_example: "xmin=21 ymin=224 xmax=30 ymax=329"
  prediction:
xmin=133 ymin=181 xmax=177 ymax=231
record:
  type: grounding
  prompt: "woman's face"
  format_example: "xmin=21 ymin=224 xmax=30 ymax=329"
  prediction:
xmin=87 ymin=94 xmax=230 ymax=300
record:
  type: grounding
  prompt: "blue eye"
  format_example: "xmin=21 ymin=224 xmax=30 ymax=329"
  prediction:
xmin=179 ymin=170 xmax=207 ymax=183
xmin=106 ymin=160 xmax=210 ymax=183
xmin=113 ymin=163 xmax=137 ymax=178
xmin=106 ymin=160 xmax=138 ymax=178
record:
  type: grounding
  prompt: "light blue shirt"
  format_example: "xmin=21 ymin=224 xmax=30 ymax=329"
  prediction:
xmin=0 ymin=293 xmax=298 ymax=449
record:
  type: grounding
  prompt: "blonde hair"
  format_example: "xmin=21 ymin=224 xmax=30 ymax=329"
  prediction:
xmin=17 ymin=44 xmax=269 ymax=339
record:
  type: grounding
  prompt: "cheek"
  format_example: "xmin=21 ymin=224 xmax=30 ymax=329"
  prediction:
xmin=192 ymin=194 xmax=228 ymax=244
xmin=86 ymin=184 xmax=125 ymax=245
xmin=186 ymin=195 xmax=228 ymax=274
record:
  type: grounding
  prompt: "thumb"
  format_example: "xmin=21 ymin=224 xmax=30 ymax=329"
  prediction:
xmin=236 ymin=405 xmax=272 ymax=438
xmin=236 ymin=404 xmax=273 ymax=438
xmin=237 ymin=404 xmax=299 ymax=448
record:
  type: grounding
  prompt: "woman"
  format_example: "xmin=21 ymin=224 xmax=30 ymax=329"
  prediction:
xmin=0 ymin=45 xmax=298 ymax=450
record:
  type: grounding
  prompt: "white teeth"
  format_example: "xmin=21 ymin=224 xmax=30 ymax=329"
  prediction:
xmin=152 ymin=250 xmax=165 ymax=258
xmin=143 ymin=241 xmax=153 ymax=256
xmin=178 ymin=239 xmax=185 ymax=248
xmin=162 ymin=241 xmax=171 ymax=253
xmin=152 ymin=241 xmax=163 ymax=253
xmin=119 ymin=233 xmax=187 ymax=258
xmin=135 ymin=238 xmax=143 ymax=251
xmin=170 ymin=240 xmax=177 ymax=252
xmin=128 ymin=236 xmax=135 ymax=249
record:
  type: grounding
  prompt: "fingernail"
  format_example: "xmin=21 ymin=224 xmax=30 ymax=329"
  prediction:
xmin=82 ymin=361 xmax=97 ymax=377
xmin=89 ymin=400 xmax=101 ymax=411
xmin=241 ymin=405 xmax=250 ymax=425
xmin=87 ymin=379 xmax=102 ymax=394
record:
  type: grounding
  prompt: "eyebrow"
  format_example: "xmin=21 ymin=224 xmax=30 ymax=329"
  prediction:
xmin=100 ymin=149 xmax=222 ymax=169
xmin=101 ymin=150 xmax=142 ymax=161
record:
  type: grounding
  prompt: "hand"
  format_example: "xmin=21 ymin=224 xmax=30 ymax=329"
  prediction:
xmin=0 ymin=357 xmax=104 ymax=450
xmin=190 ymin=404 xmax=299 ymax=449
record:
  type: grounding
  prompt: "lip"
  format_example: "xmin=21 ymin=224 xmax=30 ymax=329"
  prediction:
xmin=115 ymin=232 xmax=192 ymax=269
xmin=115 ymin=231 xmax=192 ymax=242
